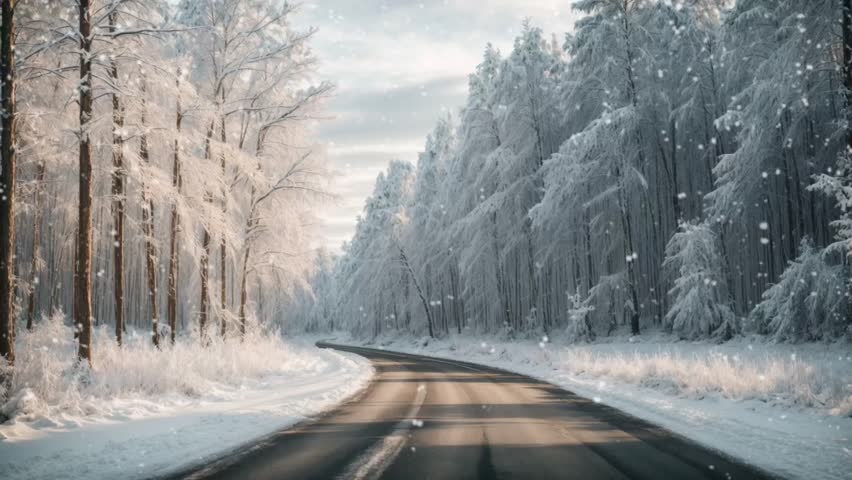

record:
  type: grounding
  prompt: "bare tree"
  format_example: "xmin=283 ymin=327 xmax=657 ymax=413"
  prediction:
xmin=236 ymin=84 xmax=331 ymax=336
xmin=178 ymin=0 xmax=316 ymax=339
xmin=397 ymin=241 xmax=434 ymax=339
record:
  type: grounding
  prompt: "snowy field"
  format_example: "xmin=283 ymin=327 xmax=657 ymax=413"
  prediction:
xmin=0 ymin=316 xmax=374 ymax=480
xmin=340 ymin=334 xmax=852 ymax=480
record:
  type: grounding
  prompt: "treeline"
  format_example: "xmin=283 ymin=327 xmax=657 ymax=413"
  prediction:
xmin=0 ymin=0 xmax=328 ymax=375
xmin=294 ymin=0 xmax=852 ymax=343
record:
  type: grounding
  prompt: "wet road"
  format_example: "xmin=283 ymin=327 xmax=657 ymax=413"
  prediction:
xmin=170 ymin=343 xmax=777 ymax=480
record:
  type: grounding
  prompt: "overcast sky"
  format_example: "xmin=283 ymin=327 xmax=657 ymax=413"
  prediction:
xmin=296 ymin=0 xmax=578 ymax=251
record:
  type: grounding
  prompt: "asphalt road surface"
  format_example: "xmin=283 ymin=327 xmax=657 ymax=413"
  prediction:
xmin=170 ymin=343 xmax=777 ymax=480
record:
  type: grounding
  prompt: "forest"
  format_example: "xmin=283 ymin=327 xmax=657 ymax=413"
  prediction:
xmin=0 ymin=1 xmax=850 ymax=479
xmin=0 ymin=0 xmax=849 ymax=394
xmin=0 ymin=0 xmax=331 ymax=377
xmin=292 ymin=0 xmax=852 ymax=344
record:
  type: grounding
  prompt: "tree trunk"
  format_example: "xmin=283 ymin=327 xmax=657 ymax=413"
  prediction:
xmin=108 ymin=10 xmax=125 ymax=346
xmin=168 ymin=74 xmax=182 ymax=345
xmin=219 ymin=104 xmax=227 ymax=338
xmin=139 ymin=80 xmax=158 ymax=348
xmin=450 ymin=262 xmax=461 ymax=334
xmin=845 ymin=0 xmax=852 ymax=158
xmin=398 ymin=243 xmax=434 ymax=338
xmin=200 ymin=228 xmax=210 ymax=341
xmin=75 ymin=0 xmax=94 ymax=365
xmin=238 ymin=133 xmax=265 ymax=338
xmin=26 ymin=161 xmax=45 ymax=330
xmin=238 ymin=241 xmax=250 ymax=337
xmin=844 ymin=0 xmax=852 ymax=328
xmin=621 ymin=4 xmax=641 ymax=336
xmin=199 ymin=122 xmax=214 ymax=343
xmin=0 ymin=0 xmax=16 ymax=371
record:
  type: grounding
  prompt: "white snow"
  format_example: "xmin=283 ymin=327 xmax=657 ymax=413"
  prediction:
xmin=0 ymin=316 xmax=373 ymax=480
xmin=338 ymin=334 xmax=852 ymax=480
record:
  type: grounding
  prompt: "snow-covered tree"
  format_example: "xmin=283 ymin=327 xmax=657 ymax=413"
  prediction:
xmin=565 ymin=291 xmax=595 ymax=342
xmin=664 ymin=221 xmax=736 ymax=340
xmin=750 ymin=239 xmax=847 ymax=342
xmin=290 ymin=4 xmax=848 ymax=345
xmin=1 ymin=0 xmax=331 ymax=367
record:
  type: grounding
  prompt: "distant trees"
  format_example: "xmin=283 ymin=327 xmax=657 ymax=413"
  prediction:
xmin=296 ymin=0 xmax=851 ymax=343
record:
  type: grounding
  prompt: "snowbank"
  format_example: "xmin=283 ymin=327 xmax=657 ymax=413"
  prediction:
xmin=347 ymin=334 xmax=851 ymax=480
xmin=0 ymin=314 xmax=373 ymax=480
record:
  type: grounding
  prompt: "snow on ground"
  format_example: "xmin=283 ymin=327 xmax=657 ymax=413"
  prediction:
xmin=340 ymin=333 xmax=851 ymax=480
xmin=0 ymin=315 xmax=373 ymax=480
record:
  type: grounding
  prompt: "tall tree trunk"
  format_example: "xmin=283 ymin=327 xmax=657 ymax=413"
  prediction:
xmin=450 ymin=262 xmax=461 ymax=334
xmin=26 ymin=161 xmax=45 ymax=330
xmin=108 ymin=11 xmax=125 ymax=346
xmin=845 ymin=0 xmax=852 ymax=159
xmin=843 ymin=0 xmax=852 ymax=327
xmin=75 ymin=0 xmax=94 ymax=365
xmin=238 ymin=242 xmax=250 ymax=337
xmin=199 ymin=122 xmax=214 ymax=343
xmin=168 ymin=74 xmax=182 ymax=345
xmin=219 ymin=101 xmax=227 ymax=338
xmin=139 ymin=80 xmax=159 ymax=348
xmin=238 ymin=188 xmax=256 ymax=338
xmin=621 ymin=4 xmax=642 ymax=336
xmin=238 ymin=133 xmax=264 ymax=338
xmin=0 ymin=0 xmax=16 ymax=371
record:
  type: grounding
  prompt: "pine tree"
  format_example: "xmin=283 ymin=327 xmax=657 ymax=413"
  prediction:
xmin=663 ymin=221 xmax=736 ymax=340
xmin=750 ymin=239 xmax=846 ymax=341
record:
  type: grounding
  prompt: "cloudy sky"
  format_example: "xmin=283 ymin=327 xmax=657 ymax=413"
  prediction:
xmin=296 ymin=0 xmax=578 ymax=251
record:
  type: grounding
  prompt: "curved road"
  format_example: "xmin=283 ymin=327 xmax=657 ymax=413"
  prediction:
xmin=171 ymin=343 xmax=776 ymax=480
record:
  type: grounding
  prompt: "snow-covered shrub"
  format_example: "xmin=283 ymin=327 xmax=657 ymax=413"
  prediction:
xmin=565 ymin=291 xmax=595 ymax=342
xmin=586 ymin=273 xmax=628 ymax=336
xmin=663 ymin=221 xmax=737 ymax=340
xmin=1 ymin=311 xmax=329 ymax=422
xmin=555 ymin=342 xmax=851 ymax=414
xmin=750 ymin=239 xmax=847 ymax=342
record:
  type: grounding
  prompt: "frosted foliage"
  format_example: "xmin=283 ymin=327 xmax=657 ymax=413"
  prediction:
xmin=750 ymin=240 xmax=847 ymax=342
xmin=664 ymin=222 xmax=736 ymax=340
xmin=1 ymin=311 xmax=304 ymax=420
xmin=3 ymin=0 xmax=330 ymax=348
xmin=565 ymin=291 xmax=595 ymax=342
xmin=287 ymin=0 xmax=848 ymax=344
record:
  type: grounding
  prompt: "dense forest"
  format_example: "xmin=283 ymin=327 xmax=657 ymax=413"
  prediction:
xmin=0 ymin=0 xmax=330 ymax=373
xmin=293 ymin=0 xmax=852 ymax=343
